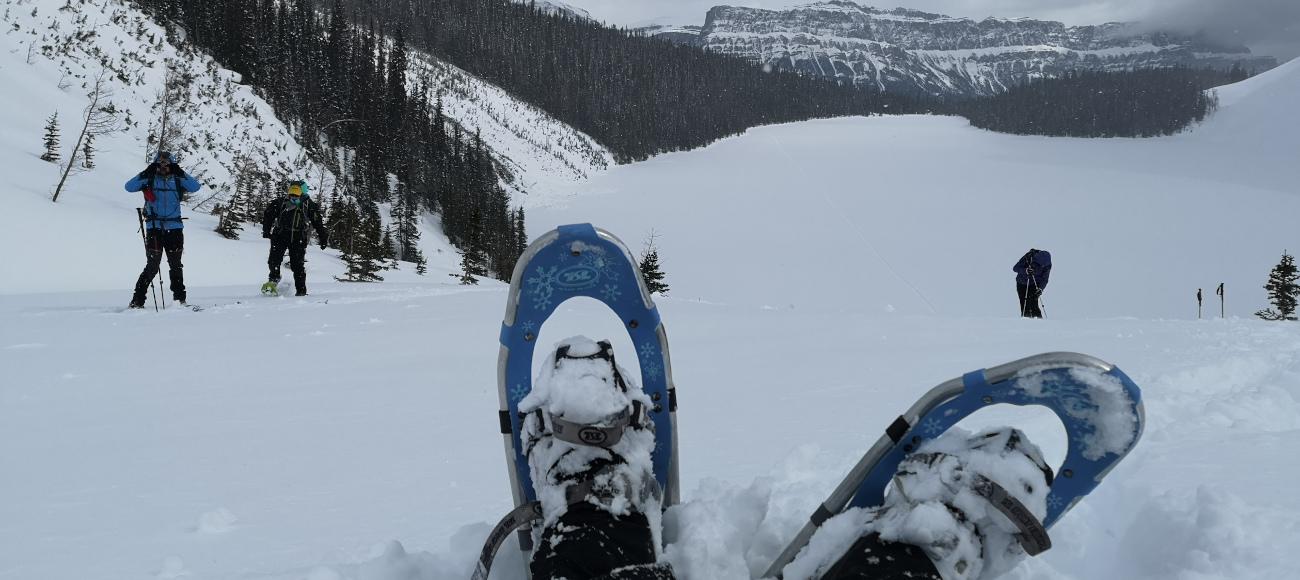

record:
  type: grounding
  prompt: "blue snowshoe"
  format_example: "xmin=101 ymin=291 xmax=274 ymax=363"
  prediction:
xmin=474 ymin=224 xmax=680 ymax=580
xmin=766 ymin=352 xmax=1145 ymax=578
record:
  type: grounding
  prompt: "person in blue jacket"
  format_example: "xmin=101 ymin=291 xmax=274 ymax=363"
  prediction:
xmin=124 ymin=151 xmax=202 ymax=308
xmin=1013 ymin=248 xmax=1051 ymax=318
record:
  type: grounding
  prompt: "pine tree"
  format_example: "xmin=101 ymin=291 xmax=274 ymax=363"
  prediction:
xmin=458 ymin=249 xmax=487 ymax=285
xmin=639 ymin=231 xmax=669 ymax=296
xmin=40 ymin=112 xmax=60 ymax=163
xmin=381 ymin=225 xmax=398 ymax=270
xmin=1256 ymin=252 xmax=1300 ymax=321
xmin=324 ymin=193 xmax=353 ymax=250
xmin=214 ymin=202 xmax=241 ymax=239
xmin=334 ymin=199 xmax=384 ymax=282
xmin=81 ymin=133 xmax=95 ymax=169
xmin=338 ymin=247 xmax=385 ymax=282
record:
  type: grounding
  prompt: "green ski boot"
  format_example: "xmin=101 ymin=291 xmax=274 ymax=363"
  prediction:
xmin=261 ymin=281 xmax=279 ymax=296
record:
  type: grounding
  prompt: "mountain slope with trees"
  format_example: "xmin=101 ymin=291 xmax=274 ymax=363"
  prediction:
xmin=327 ymin=0 xmax=914 ymax=162
xmin=133 ymin=0 xmax=532 ymax=279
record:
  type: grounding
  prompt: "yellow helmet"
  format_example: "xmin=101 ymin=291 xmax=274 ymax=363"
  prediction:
xmin=287 ymin=180 xmax=306 ymax=197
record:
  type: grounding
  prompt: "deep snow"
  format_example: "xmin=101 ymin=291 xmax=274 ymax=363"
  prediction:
xmin=2 ymin=10 xmax=1299 ymax=580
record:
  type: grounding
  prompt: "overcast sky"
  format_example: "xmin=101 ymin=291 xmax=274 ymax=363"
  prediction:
xmin=560 ymin=0 xmax=1299 ymax=61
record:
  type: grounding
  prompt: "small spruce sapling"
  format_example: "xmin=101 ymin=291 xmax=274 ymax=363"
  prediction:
xmin=40 ymin=112 xmax=60 ymax=163
xmin=639 ymin=231 xmax=669 ymax=296
xmin=1256 ymin=251 xmax=1299 ymax=321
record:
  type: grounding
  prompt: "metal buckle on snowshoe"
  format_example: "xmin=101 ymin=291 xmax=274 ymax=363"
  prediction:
xmin=547 ymin=401 xmax=648 ymax=448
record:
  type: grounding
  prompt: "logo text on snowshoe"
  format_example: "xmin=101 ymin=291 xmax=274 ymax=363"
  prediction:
xmin=556 ymin=265 xmax=599 ymax=290
xmin=578 ymin=427 xmax=608 ymax=445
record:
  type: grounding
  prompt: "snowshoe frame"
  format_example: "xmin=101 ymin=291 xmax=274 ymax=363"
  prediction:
xmin=764 ymin=352 xmax=1145 ymax=578
xmin=493 ymin=224 xmax=680 ymax=575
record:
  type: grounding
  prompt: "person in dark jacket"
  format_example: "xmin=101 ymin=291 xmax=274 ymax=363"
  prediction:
xmin=261 ymin=180 xmax=328 ymax=296
xmin=1013 ymin=248 xmax=1052 ymax=318
xmin=124 ymin=151 xmax=202 ymax=308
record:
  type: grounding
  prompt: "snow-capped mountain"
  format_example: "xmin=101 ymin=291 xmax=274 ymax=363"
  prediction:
xmin=513 ymin=0 xmax=593 ymax=21
xmin=651 ymin=1 xmax=1278 ymax=96
xmin=634 ymin=24 xmax=705 ymax=46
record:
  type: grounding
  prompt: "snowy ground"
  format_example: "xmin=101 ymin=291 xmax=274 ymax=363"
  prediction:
xmin=4 ymin=285 xmax=1299 ymax=580
xmin=3 ymin=50 xmax=1299 ymax=580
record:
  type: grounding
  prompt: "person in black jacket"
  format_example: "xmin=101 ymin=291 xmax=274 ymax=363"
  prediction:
xmin=261 ymin=180 xmax=327 ymax=296
xmin=1013 ymin=248 xmax=1052 ymax=318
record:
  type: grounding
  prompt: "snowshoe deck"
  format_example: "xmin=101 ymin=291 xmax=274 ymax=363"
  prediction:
xmin=490 ymin=224 xmax=680 ymax=577
xmin=765 ymin=352 xmax=1145 ymax=578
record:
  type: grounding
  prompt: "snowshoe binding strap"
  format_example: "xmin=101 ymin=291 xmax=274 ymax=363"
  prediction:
xmin=472 ymin=501 xmax=543 ymax=580
xmin=891 ymin=453 xmax=1052 ymax=558
xmin=567 ymin=462 xmax=664 ymax=508
xmin=545 ymin=401 xmax=649 ymax=448
xmin=554 ymin=340 xmax=629 ymax=392
xmin=971 ymin=474 xmax=1051 ymax=556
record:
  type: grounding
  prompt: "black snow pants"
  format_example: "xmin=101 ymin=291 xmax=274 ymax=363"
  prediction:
xmin=1018 ymin=283 xmax=1044 ymax=318
xmin=132 ymin=228 xmax=185 ymax=304
xmin=530 ymin=502 xmax=675 ymax=580
xmin=268 ymin=235 xmax=309 ymax=294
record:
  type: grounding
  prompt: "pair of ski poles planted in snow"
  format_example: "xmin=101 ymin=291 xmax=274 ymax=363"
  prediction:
xmin=1197 ymin=284 xmax=1226 ymax=319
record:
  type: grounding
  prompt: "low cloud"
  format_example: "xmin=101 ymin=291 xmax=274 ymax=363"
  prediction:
xmin=1134 ymin=0 xmax=1300 ymax=60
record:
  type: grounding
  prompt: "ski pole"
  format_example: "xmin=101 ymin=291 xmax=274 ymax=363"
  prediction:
xmin=1217 ymin=283 xmax=1225 ymax=318
xmin=1197 ymin=288 xmax=1203 ymax=319
xmin=136 ymin=208 xmax=161 ymax=312
xmin=151 ymin=212 xmax=167 ymax=311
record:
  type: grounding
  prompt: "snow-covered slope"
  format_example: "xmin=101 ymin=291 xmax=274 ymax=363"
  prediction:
xmin=3 ymin=28 xmax=1300 ymax=580
xmin=0 ymin=0 xmax=611 ymax=295
xmin=0 ymin=0 xmax=476 ymax=295
xmin=0 ymin=0 xmax=339 ymax=206
xmin=526 ymin=58 xmax=1300 ymax=320
xmin=405 ymin=50 xmax=612 ymax=200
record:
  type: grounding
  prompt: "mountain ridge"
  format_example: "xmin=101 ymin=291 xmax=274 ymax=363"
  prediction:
xmin=644 ymin=1 xmax=1277 ymax=96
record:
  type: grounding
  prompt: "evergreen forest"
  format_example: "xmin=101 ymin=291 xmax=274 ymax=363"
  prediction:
xmin=955 ymin=67 xmax=1252 ymax=138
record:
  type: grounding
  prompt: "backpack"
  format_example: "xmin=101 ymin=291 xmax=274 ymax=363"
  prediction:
xmin=273 ymin=197 xmax=313 ymax=238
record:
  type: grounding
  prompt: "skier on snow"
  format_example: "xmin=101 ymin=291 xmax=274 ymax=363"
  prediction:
xmin=124 ymin=151 xmax=202 ymax=308
xmin=261 ymin=180 xmax=328 ymax=297
xmin=522 ymin=337 xmax=1054 ymax=580
xmin=1013 ymin=248 xmax=1051 ymax=318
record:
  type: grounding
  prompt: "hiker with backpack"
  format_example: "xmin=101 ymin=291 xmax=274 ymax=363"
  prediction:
xmin=261 ymin=180 xmax=328 ymax=297
xmin=124 ymin=151 xmax=202 ymax=308
xmin=1013 ymin=248 xmax=1052 ymax=318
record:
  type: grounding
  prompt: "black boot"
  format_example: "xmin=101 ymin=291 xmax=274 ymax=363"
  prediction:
xmin=523 ymin=338 xmax=673 ymax=580
xmin=128 ymin=288 xmax=147 ymax=309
